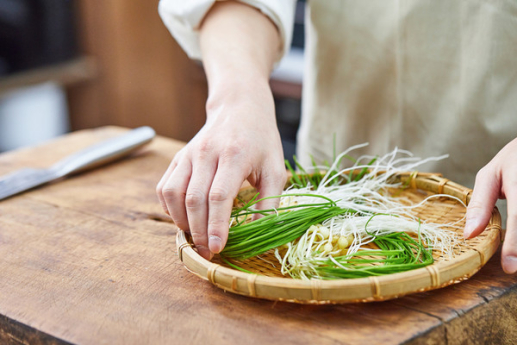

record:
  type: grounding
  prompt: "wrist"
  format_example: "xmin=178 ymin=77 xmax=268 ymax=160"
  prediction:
xmin=205 ymin=76 xmax=274 ymax=119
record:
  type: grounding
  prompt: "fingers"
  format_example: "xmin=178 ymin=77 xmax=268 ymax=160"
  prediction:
xmin=156 ymin=145 xmax=214 ymax=259
xmin=464 ymin=166 xmax=500 ymax=239
xmin=206 ymin=162 xmax=249 ymax=254
xmin=158 ymin=152 xmax=218 ymax=260
xmin=156 ymin=158 xmax=179 ymax=215
xmin=161 ymin=160 xmax=192 ymax=232
xmin=501 ymin=174 xmax=517 ymax=273
xmin=465 ymin=137 xmax=517 ymax=274
xmin=502 ymin=195 xmax=517 ymax=273
xmin=184 ymin=154 xmax=218 ymax=260
xmin=253 ymin=168 xmax=288 ymax=214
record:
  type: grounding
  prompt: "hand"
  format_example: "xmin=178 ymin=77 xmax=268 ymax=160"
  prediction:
xmin=157 ymin=1 xmax=285 ymax=260
xmin=464 ymin=137 xmax=517 ymax=273
xmin=156 ymin=90 xmax=286 ymax=260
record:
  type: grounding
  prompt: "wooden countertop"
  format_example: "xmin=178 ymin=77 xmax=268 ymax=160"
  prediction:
xmin=0 ymin=127 xmax=516 ymax=345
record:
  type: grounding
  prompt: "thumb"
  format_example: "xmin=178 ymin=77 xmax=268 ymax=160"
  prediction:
xmin=464 ymin=166 xmax=500 ymax=239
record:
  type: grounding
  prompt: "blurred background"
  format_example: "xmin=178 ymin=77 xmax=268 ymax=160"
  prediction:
xmin=0 ymin=0 xmax=305 ymax=162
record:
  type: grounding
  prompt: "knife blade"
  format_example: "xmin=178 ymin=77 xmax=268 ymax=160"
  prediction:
xmin=0 ymin=126 xmax=155 ymax=201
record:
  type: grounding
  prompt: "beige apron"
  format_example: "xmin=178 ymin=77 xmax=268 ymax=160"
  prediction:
xmin=298 ymin=0 xmax=517 ymax=189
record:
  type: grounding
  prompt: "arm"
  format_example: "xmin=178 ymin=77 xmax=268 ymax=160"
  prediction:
xmin=464 ymin=137 xmax=517 ymax=273
xmin=156 ymin=1 xmax=287 ymax=259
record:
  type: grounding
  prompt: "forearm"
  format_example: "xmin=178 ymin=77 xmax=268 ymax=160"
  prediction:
xmin=199 ymin=1 xmax=281 ymax=114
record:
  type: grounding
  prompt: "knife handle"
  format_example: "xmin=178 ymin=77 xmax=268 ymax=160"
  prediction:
xmin=52 ymin=126 xmax=156 ymax=177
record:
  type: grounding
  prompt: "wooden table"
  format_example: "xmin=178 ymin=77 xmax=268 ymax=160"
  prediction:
xmin=0 ymin=127 xmax=516 ymax=345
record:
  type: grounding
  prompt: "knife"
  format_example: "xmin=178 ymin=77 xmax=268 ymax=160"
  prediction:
xmin=0 ymin=126 xmax=156 ymax=201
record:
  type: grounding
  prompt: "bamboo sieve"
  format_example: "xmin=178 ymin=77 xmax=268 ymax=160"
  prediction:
xmin=176 ymin=172 xmax=502 ymax=304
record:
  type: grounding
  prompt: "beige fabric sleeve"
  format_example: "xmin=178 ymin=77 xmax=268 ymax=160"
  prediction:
xmin=158 ymin=0 xmax=296 ymax=63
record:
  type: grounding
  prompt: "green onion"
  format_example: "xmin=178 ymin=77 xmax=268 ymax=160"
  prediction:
xmin=315 ymin=232 xmax=433 ymax=279
xmin=222 ymin=194 xmax=356 ymax=259
xmin=221 ymin=146 xmax=457 ymax=280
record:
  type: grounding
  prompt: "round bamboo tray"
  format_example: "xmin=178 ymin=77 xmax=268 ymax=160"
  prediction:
xmin=176 ymin=172 xmax=502 ymax=304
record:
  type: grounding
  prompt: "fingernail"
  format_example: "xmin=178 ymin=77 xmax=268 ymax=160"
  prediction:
xmin=464 ymin=217 xmax=481 ymax=239
xmin=197 ymin=245 xmax=212 ymax=260
xmin=209 ymin=236 xmax=222 ymax=254
xmin=503 ymin=255 xmax=517 ymax=274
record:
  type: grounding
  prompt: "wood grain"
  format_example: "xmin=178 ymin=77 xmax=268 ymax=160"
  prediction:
xmin=0 ymin=127 xmax=516 ymax=345
xmin=68 ymin=0 xmax=208 ymax=142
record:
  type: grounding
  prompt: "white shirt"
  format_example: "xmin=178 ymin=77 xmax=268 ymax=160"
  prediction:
xmin=158 ymin=0 xmax=296 ymax=61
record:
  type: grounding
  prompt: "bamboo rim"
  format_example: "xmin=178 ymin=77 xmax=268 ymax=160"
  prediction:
xmin=176 ymin=172 xmax=502 ymax=304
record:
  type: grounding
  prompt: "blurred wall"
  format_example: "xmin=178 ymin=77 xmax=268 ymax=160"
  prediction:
xmin=68 ymin=0 xmax=208 ymax=142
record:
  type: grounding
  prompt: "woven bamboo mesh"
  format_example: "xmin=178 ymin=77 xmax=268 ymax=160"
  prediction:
xmin=176 ymin=172 xmax=502 ymax=304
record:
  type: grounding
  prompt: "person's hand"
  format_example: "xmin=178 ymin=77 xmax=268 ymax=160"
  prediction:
xmin=156 ymin=88 xmax=286 ymax=260
xmin=464 ymin=137 xmax=517 ymax=273
xmin=156 ymin=1 xmax=286 ymax=260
